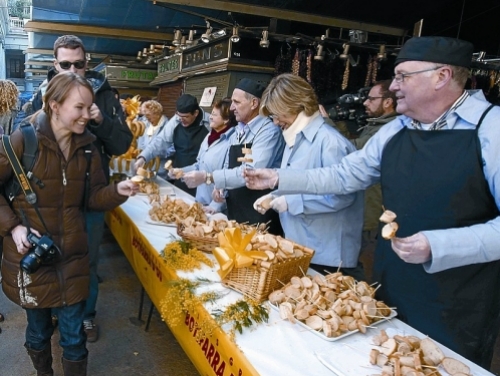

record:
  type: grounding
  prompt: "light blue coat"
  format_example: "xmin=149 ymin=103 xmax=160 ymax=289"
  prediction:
xmin=183 ymin=127 xmax=235 ymax=212
xmin=279 ymin=115 xmax=363 ymax=267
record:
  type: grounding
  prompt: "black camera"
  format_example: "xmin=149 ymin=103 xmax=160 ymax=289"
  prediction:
xmin=20 ymin=233 xmax=61 ymax=274
xmin=328 ymin=87 xmax=370 ymax=127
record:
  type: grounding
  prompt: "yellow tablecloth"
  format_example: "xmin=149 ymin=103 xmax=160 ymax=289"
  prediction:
xmin=106 ymin=180 xmax=494 ymax=376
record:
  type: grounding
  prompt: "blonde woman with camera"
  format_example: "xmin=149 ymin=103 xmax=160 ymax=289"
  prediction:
xmin=0 ymin=72 xmax=138 ymax=376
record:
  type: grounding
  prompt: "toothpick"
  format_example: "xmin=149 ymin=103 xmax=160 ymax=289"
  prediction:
xmin=336 ymin=261 xmax=343 ymax=273
xmin=371 ymin=284 xmax=382 ymax=296
xmin=276 ymin=279 xmax=286 ymax=286
xmin=298 ymin=266 xmax=307 ymax=277
xmin=367 ymin=315 xmax=392 ymax=319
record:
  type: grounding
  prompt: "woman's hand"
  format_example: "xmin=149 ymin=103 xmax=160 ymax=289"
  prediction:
xmin=203 ymin=206 xmax=217 ymax=215
xmin=212 ymin=188 xmax=226 ymax=203
xmin=244 ymin=168 xmax=279 ymax=190
xmin=117 ymin=180 xmax=140 ymax=197
xmin=11 ymin=225 xmax=42 ymax=255
xmin=183 ymin=171 xmax=206 ymax=188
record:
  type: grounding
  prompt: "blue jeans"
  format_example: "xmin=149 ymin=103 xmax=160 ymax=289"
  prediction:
xmin=25 ymin=301 xmax=88 ymax=360
xmin=83 ymin=211 xmax=105 ymax=321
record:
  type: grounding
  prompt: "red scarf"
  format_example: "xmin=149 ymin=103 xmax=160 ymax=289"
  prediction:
xmin=207 ymin=126 xmax=230 ymax=146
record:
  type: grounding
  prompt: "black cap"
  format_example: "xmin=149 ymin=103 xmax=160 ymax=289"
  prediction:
xmin=234 ymin=78 xmax=266 ymax=98
xmin=395 ymin=36 xmax=473 ymax=68
xmin=176 ymin=94 xmax=199 ymax=113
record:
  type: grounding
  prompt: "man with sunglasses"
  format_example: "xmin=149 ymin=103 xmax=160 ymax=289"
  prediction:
xmin=30 ymin=35 xmax=132 ymax=343
xmin=246 ymin=36 xmax=500 ymax=370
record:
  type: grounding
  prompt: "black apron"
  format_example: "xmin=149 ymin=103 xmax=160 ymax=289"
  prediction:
xmin=226 ymin=143 xmax=283 ymax=235
xmin=376 ymin=106 xmax=500 ymax=368
xmin=172 ymin=114 xmax=208 ymax=196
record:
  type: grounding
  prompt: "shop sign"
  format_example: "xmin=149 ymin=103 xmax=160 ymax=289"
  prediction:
xmin=182 ymin=40 xmax=229 ymax=70
xmin=106 ymin=66 xmax=157 ymax=82
xmin=158 ymin=55 xmax=181 ymax=75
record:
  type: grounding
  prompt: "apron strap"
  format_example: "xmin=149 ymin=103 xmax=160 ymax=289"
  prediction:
xmin=476 ymin=104 xmax=495 ymax=130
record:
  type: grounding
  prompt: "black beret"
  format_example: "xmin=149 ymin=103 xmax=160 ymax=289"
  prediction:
xmin=234 ymin=78 xmax=266 ymax=98
xmin=176 ymin=94 xmax=199 ymax=113
xmin=395 ymin=36 xmax=473 ymax=68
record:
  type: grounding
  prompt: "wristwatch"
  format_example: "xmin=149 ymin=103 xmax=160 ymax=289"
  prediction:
xmin=205 ymin=172 xmax=212 ymax=184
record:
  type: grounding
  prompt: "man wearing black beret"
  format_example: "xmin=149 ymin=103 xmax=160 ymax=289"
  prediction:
xmin=245 ymin=36 xmax=500 ymax=369
xmin=135 ymin=93 xmax=210 ymax=195
xmin=192 ymin=78 xmax=285 ymax=234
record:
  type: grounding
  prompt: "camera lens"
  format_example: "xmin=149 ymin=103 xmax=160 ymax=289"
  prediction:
xmin=20 ymin=252 xmax=42 ymax=274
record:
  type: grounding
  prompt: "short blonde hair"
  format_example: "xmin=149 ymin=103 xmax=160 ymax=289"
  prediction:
xmin=141 ymin=100 xmax=163 ymax=116
xmin=0 ymin=80 xmax=19 ymax=115
xmin=260 ymin=74 xmax=319 ymax=117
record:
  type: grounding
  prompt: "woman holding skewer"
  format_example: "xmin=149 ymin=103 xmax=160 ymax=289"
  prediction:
xmin=253 ymin=74 xmax=365 ymax=280
xmin=171 ymin=98 xmax=236 ymax=214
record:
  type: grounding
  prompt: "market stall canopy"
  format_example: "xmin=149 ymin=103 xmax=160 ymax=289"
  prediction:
xmin=24 ymin=0 xmax=500 ymax=74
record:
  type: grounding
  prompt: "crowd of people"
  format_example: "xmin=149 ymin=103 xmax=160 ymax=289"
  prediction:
xmin=1 ymin=32 xmax=500 ymax=375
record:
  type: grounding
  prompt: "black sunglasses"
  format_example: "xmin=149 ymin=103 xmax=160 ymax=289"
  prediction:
xmin=58 ymin=60 xmax=86 ymax=70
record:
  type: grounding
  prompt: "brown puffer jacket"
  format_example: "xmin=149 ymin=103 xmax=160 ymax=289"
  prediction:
xmin=0 ymin=111 xmax=127 ymax=308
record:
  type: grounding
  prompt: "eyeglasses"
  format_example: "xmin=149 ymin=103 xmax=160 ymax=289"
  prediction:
xmin=392 ymin=66 xmax=445 ymax=83
xmin=57 ymin=60 xmax=86 ymax=70
xmin=366 ymin=96 xmax=385 ymax=101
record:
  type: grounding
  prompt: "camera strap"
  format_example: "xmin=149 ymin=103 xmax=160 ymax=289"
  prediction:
xmin=1 ymin=134 xmax=51 ymax=235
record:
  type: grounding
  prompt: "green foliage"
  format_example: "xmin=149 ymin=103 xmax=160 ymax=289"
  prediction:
xmin=7 ymin=0 xmax=31 ymax=19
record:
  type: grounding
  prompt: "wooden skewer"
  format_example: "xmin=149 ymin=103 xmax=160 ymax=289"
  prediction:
xmin=371 ymin=283 xmax=382 ymax=296
xmin=336 ymin=261 xmax=343 ymax=273
xmin=298 ymin=266 xmax=307 ymax=277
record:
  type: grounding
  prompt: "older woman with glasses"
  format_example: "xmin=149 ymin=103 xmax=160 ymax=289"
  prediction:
xmin=173 ymin=98 xmax=236 ymax=214
xmin=137 ymin=100 xmax=170 ymax=178
xmin=253 ymin=73 xmax=364 ymax=280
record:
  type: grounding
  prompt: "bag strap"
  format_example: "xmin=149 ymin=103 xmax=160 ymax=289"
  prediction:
xmin=1 ymin=134 xmax=51 ymax=235
xmin=19 ymin=123 xmax=38 ymax=175
xmin=82 ymin=144 xmax=92 ymax=218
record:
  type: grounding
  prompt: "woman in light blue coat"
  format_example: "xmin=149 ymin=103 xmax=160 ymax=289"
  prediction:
xmin=254 ymin=74 xmax=365 ymax=280
xmin=176 ymin=98 xmax=236 ymax=213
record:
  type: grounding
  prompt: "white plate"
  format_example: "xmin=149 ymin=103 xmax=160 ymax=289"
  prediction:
xmin=145 ymin=219 xmax=177 ymax=227
xmin=314 ymin=327 xmax=491 ymax=376
xmin=269 ymin=303 xmax=397 ymax=342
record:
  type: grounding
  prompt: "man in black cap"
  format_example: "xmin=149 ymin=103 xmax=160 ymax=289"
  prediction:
xmin=135 ymin=93 xmax=210 ymax=195
xmin=245 ymin=36 xmax=500 ymax=369
xmin=188 ymin=78 xmax=285 ymax=234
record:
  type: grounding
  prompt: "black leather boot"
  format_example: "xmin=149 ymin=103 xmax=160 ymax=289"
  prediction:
xmin=25 ymin=343 xmax=54 ymax=376
xmin=62 ymin=356 xmax=87 ymax=376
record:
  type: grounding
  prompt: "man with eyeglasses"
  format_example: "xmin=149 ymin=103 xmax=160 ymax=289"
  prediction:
xmin=134 ymin=94 xmax=210 ymax=195
xmin=30 ymin=35 xmax=132 ymax=344
xmin=245 ymin=36 xmax=500 ymax=370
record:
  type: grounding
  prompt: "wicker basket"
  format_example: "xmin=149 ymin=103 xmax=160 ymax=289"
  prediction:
xmin=177 ymin=224 xmax=218 ymax=253
xmin=222 ymin=247 xmax=314 ymax=302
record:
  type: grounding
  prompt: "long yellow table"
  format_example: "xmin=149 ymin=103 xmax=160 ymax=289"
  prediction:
xmin=105 ymin=181 xmax=494 ymax=376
